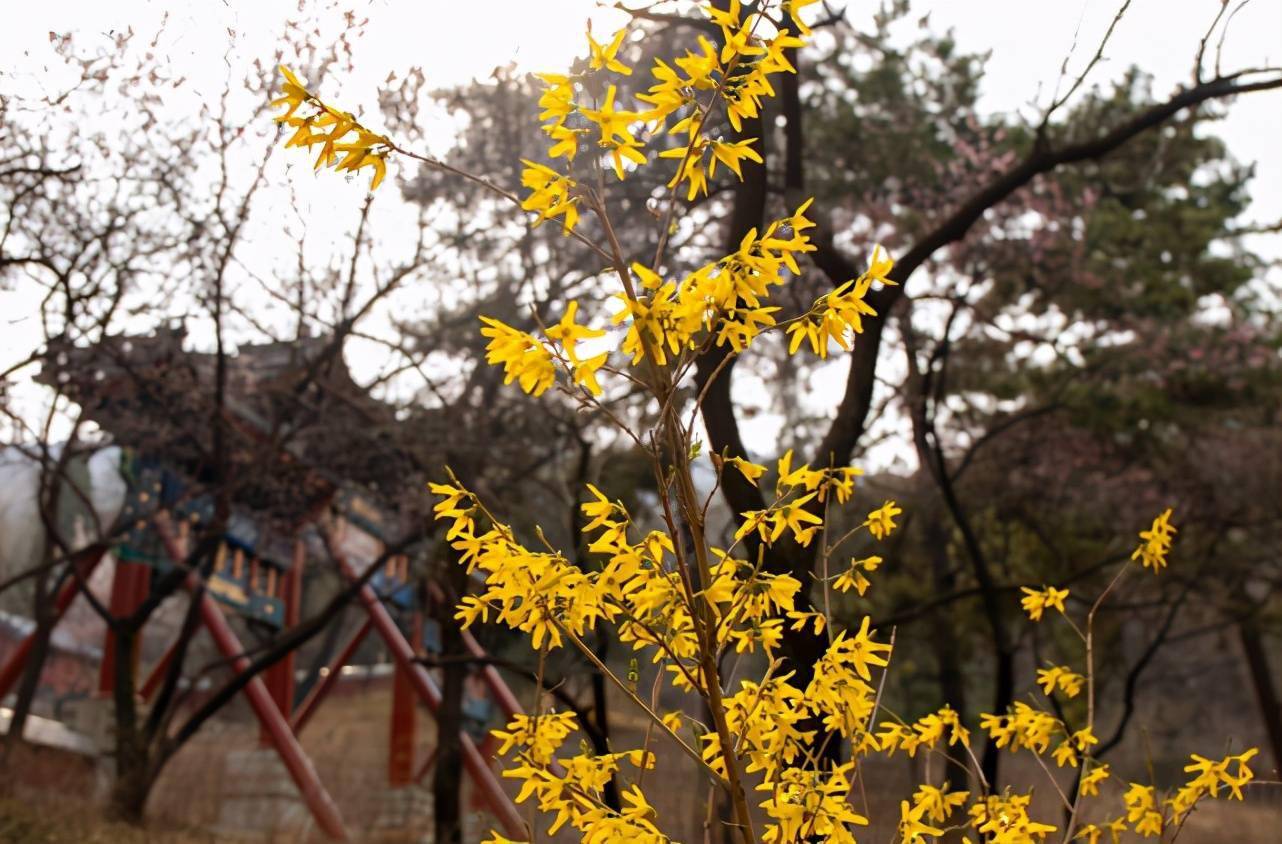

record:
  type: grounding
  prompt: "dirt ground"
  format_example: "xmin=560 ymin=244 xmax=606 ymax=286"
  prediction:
xmin=0 ymin=797 xmax=214 ymax=843
xmin=2 ymin=679 xmax=1280 ymax=842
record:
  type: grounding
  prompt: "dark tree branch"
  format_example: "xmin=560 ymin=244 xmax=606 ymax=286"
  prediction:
xmin=812 ymin=70 xmax=1282 ymax=468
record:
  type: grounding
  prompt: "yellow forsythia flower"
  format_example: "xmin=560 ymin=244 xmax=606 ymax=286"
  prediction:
xmin=724 ymin=456 xmax=767 ymax=485
xmin=1037 ymin=665 xmax=1085 ymax=698
xmin=272 ymin=66 xmax=391 ymax=190
xmin=787 ymin=245 xmax=895 ymax=357
xmin=478 ymin=317 xmax=556 ymax=396
xmin=865 ymin=500 xmax=902 ymax=540
xmin=519 ymin=161 xmax=580 ymax=234
xmin=899 ymin=798 xmax=945 ymax=842
xmin=1021 ymin=585 xmax=1069 ymax=621
xmin=1132 ymin=507 xmax=1176 ymax=573
xmin=587 ymin=27 xmax=632 ymax=76
xmin=911 ymin=783 xmax=969 ymax=825
xmin=969 ymin=793 xmax=1057 ymax=840
xmin=1123 ymin=783 xmax=1163 ymax=837
xmin=1079 ymin=763 xmax=1111 ymax=797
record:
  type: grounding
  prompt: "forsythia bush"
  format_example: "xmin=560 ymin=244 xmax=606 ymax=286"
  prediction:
xmin=274 ymin=2 xmax=1258 ymax=841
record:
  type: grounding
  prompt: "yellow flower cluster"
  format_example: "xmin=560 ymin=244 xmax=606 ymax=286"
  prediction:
xmin=492 ymin=712 xmax=578 ymax=765
xmin=272 ymin=66 xmax=391 ymax=190
xmin=519 ymin=161 xmax=581 ymax=235
xmin=878 ymin=704 xmax=969 ymax=758
xmin=520 ymin=0 xmax=821 ymax=233
xmin=490 ymin=711 xmax=666 ymax=842
xmin=1036 ymin=665 xmax=1084 ymax=699
xmin=269 ymin=16 xmax=895 ymax=407
xmin=431 ymin=481 xmax=611 ymax=650
xmin=583 ymin=84 xmax=648 ymax=181
xmin=1019 ymin=584 xmax=1068 ymax=621
xmin=579 ymin=484 xmax=704 ymax=671
xmin=531 ymin=30 xmax=644 ymax=182
xmin=773 ymin=448 xmax=865 ymax=504
xmin=759 ymin=763 xmax=867 ymax=844
xmin=477 ymin=200 xmax=896 ymax=404
xmin=478 ymin=317 xmax=557 ymax=397
xmin=638 ymin=1 xmax=803 ymax=200
xmin=1073 ymin=818 xmax=1127 ymax=844
xmin=1160 ymin=748 xmax=1259 ymax=828
xmin=478 ymin=300 xmax=608 ymax=399
xmin=734 ymin=449 xmax=871 ymax=548
xmin=702 ymin=677 xmax=814 ymax=783
xmin=978 ymin=702 xmax=1097 ymax=769
xmin=898 ymin=798 xmax=945 ymax=842
xmin=1078 ymin=762 xmax=1111 ymax=797
xmin=1123 ymin=783 xmax=1164 ymax=838
xmin=980 ymin=701 xmax=1067 ymax=757
xmin=832 ymin=555 xmax=882 ymax=596
xmin=910 ymin=782 xmax=969 ymax=826
xmin=616 ymin=201 xmax=816 ymax=366
xmin=865 ymin=500 xmax=902 ymax=540
xmin=969 ymin=793 xmax=1058 ymax=842
xmin=786 ymin=247 xmax=896 ymax=357
xmin=1132 ymin=507 xmax=1176 ymax=573
xmin=899 ymin=783 xmax=973 ymax=842
xmin=804 ymin=619 xmax=892 ymax=737
xmin=547 ymin=301 xmax=609 ymax=395
xmin=1052 ymin=728 xmax=1098 ymax=769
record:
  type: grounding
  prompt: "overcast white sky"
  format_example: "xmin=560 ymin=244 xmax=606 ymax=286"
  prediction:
xmin=6 ymin=0 xmax=1275 ymax=190
xmin=4 ymin=0 xmax=1278 ymax=205
xmin=2 ymin=0 xmax=1280 ymax=458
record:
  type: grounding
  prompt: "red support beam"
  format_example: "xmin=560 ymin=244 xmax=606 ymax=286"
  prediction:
xmin=152 ymin=517 xmax=348 ymax=842
xmin=291 ymin=619 xmax=371 ymax=735
xmin=98 ymin=561 xmax=151 ymax=695
xmin=0 ymin=545 xmax=107 ymax=700
xmin=388 ymin=655 xmax=417 ymax=785
xmin=387 ymin=610 xmax=422 ymax=785
xmin=281 ymin=540 xmax=305 ymax=706
xmin=261 ymin=540 xmax=307 ymax=746
xmin=195 ymin=585 xmax=348 ymax=841
xmin=331 ymin=542 xmax=526 ymax=840
xmin=470 ymin=733 xmax=501 ymax=813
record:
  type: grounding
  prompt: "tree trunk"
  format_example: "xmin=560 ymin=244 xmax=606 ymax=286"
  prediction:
xmin=108 ymin=626 xmax=154 ymax=824
xmin=3 ymin=551 xmax=56 ymax=755
xmin=1238 ymin=616 xmax=1282 ymax=776
xmin=589 ymin=636 xmax=620 ymax=811
xmin=923 ymin=511 xmax=969 ymax=786
xmin=981 ymin=648 xmax=1015 ymax=787
xmin=109 ymin=744 xmax=155 ymax=824
xmin=433 ymin=564 xmax=468 ymax=844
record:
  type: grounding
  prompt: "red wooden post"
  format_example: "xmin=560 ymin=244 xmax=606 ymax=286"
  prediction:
xmin=387 ymin=610 xmax=423 ymax=785
xmin=260 ymin=540 xmax=306 ymax=745
xmin=0 ymin=546 xmax=106 ymax=700
xmin=99 ymin=560 xmax=151 ymax=695
xmin=281 ymin=542 xmax=305 ymax=709
xmin=388 ymin=652 xmax=417 ymax=785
